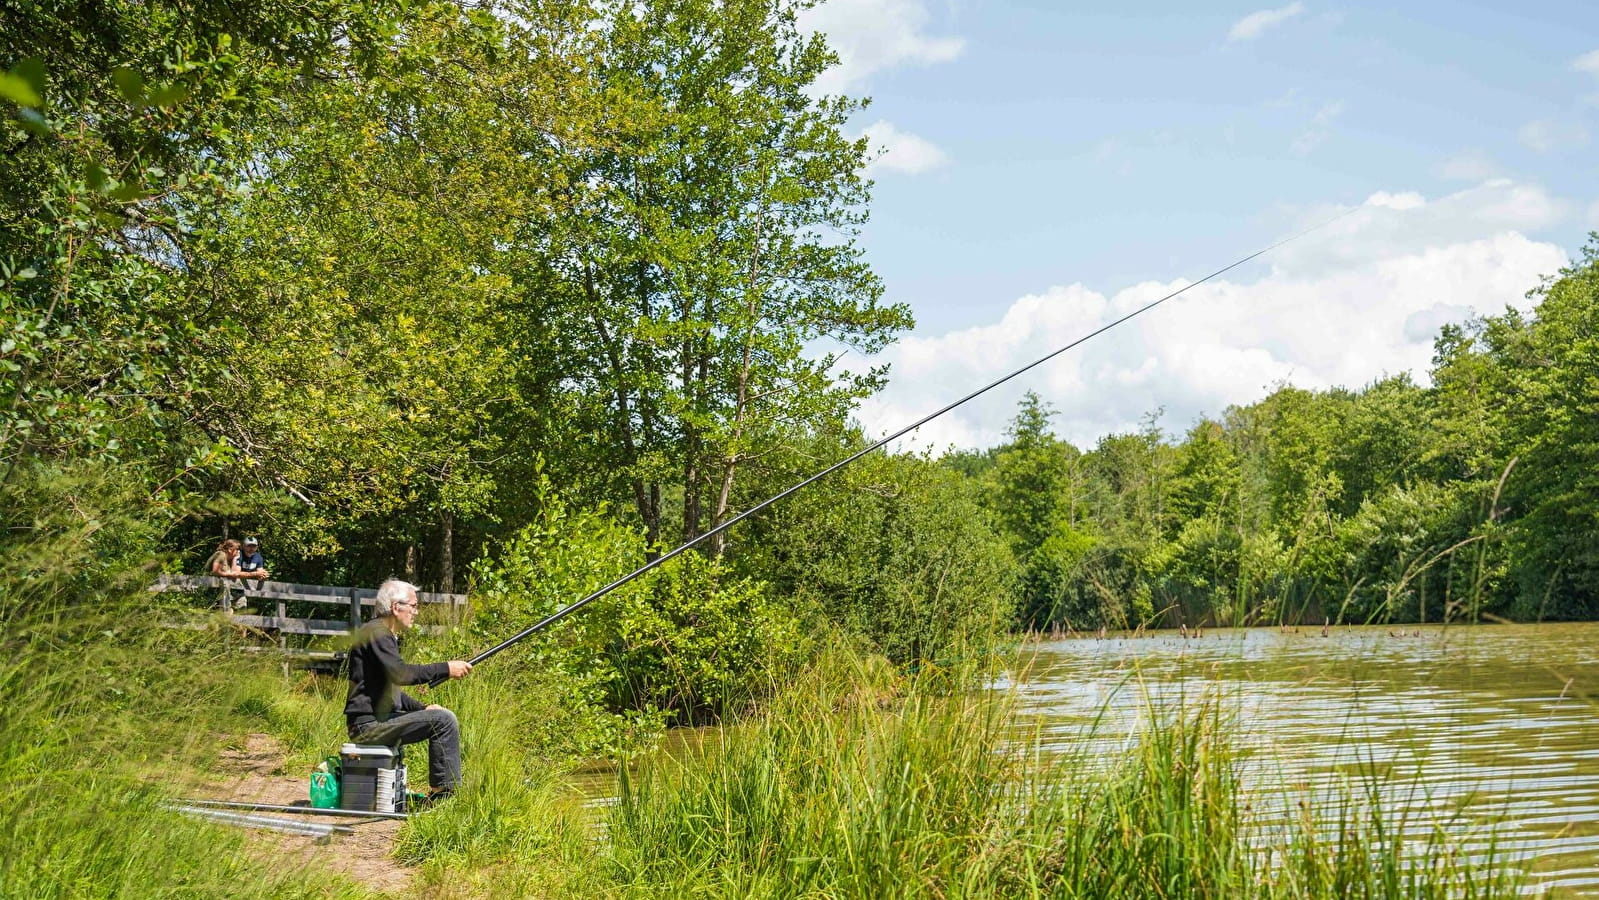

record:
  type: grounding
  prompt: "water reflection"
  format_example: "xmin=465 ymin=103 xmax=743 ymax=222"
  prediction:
xmin=1011 ymin=623 xmax=1599 ymax=895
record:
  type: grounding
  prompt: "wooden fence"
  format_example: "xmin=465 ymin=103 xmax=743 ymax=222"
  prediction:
xmin=151 ymin=575 xmax=467 ymax=642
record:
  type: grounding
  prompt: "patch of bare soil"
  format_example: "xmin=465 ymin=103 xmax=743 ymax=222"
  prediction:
xmin=199 ymin=733 xmax=417 ymax=897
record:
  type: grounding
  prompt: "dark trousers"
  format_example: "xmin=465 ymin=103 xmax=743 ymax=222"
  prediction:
xmin=352 ymin=707 xmax=461 ymax=791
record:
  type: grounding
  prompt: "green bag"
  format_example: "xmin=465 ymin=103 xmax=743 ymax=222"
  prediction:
xmin=309 ymin=756 xmax=341 ymax=809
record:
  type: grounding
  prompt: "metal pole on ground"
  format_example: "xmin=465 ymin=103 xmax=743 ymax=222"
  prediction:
xmin=175 ymin=799 xmax=409 ymax=821
xmin=165 ymin=804 xmax=355 ymax=838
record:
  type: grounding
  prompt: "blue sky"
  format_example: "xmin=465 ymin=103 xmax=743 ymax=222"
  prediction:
xmin=799 ymin=0 xmax=1598 ymax=449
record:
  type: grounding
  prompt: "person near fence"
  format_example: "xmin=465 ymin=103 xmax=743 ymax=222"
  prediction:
xmin=236 ymin=536 xmax=269 ymax=581
xmin=344 ymin=579 xmax=473 ymax=801
xmin=205 ymin=539 xmax=242 ymax=579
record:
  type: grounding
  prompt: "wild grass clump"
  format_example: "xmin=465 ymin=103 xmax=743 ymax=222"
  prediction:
xmin=1010 ymin=697 xmax=1524 ymax=899
xmin=0 ymin=464 xmax=370 ymax=898
xmin=601 ymin=648 xmax=1529 ymax=899
xmin=233 ymin=671 xmax=351 ymax=767
xmin=607 ymin=646 xmax=999 ymax=897
xmin=393 ymin=671 xmax=594 ymax=866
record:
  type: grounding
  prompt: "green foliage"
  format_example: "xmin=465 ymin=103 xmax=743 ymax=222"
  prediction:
xmin=1019 ymin=520 xmax=1100 ymax=628
xmin=1488 ymin=242 xmax=1599 ymax=615
xmin=737 ymin=434 xmax=1016 ymax=665
xmin=469 ymin=480 xmax=806 ymax=732
xmin=0 ymin=463 xmax=369 ymax=898
xmin=1 ymin=0 xmax=395 ymax=477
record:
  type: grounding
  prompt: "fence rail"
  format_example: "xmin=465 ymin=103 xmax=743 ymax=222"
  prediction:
xmin=152 ymin=575 xmax=466 ymax=643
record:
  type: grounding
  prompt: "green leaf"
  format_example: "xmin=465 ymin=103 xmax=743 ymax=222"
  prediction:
xmin=86 ymin=161 xmax=108 ymax=192
xmin=16 ymin=107 xmax=49 ymax=136
xmin=148 ymin=83 xmax=190 ymax=108
xmin=109 ymin=181 xmax=145 ymax=202
xmin=113 ymin=68 xmax=145 ymax=103
xmin=10 ymin=56 xmax=45 ymax=103
xmin=0 ymin=73 xmax=40 ymax=107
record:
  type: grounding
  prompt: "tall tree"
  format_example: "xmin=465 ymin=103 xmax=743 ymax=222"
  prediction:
xmin=555 ymin=0 xmax=911 ymax=552
xmin=191 ymin=2 xmax=595 ymax=578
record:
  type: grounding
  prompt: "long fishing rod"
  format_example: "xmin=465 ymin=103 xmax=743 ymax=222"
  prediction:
xmin=437 ymin=213 xmax=1351 ymax=685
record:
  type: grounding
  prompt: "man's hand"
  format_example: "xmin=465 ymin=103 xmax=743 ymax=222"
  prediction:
xmin=448 ymin=660 xmax=473 ymax=679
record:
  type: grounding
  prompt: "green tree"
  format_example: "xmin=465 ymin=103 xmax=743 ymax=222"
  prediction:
xmin=1 ymin=1 xmax=395 ymax=484
xmin=736 ymin=430 xmax=1015 ymax=664
xmin=1486 ymin=241 xmax=1599 ymax=616
xmin=986 ymin=392 xmax=1080 ymax=551
xmin=552 ymin=0 xmax=911 ymax=552
xmin=190 ymin=2 xmax=596 ymax=582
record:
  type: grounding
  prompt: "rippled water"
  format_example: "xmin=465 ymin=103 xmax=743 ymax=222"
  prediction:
xmin=1010 ymin=623 xmax=1599 ymax=895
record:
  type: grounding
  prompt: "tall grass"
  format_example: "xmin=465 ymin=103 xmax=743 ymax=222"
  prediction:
xmin=600 ymin=649 xmax=1528 ymax=899
xmin=0 ymin=464 xmax=370 ymax=898
xmin=384 ymin=663 xmax=629 ymax=898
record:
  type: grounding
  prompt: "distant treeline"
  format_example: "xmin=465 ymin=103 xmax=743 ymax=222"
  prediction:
xmin=948 ymin=244 xmax=1599 ymax=629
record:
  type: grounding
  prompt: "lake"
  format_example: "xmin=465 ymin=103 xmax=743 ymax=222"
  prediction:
xmin=1012 ymin=623 xmax=1599 ymax=896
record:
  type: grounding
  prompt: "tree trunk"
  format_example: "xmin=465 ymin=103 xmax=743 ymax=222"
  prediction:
xmin=632 ymin=477 xmax=661 ymax=554
xmin=683 ymin=454 xmax=701 ymax=542
xmin=439 ymin=509 xmax=455 ymax=594
xmin=646 ymin=483 xmax=661 ymax=558
xmin=710 ymin=215 xmax=763 ymax=557
xmin=404 ymin=544 xmax=418 ymax=582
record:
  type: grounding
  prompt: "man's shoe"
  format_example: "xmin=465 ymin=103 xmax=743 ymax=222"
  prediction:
xmin=410 ymin=789 xmax=455 ymax=811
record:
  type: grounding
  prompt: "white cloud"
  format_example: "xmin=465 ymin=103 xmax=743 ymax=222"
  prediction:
xmin=1267 ymin=179 xmax=1567 ymax=274
xmin=1436 ymin=150 xmax=1499 ymax=181
xmin=1365 ymin=190 xmax=1425 ymax=211
xmin=1264 ymin=87 xmax=1301 ymax=108
xmin=1519 ymin=119 xmax=1589 ymax=152
xmin=1291 ymin=99 xmax=1343 ymax=154
xmin=853 ymin=181 xmax=1572 ymax=452
xmin=1573 ymin=49 xmax=1599 ymax=76
xmin=1092 ymin=137 xmax=1135 ymax=176
xmin=1228 ymin=2 xmax=1306 ymax=42
xmin=800 ymin=0 xmax=964 ymax=95
xmin=859 ymin=120 xmax=949 ymax=176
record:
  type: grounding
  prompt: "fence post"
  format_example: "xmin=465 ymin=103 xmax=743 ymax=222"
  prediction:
xmin=275 ymin=589 xmax=288 ymax=652
xmin=349 ymin=587 xmax=361 ymax=630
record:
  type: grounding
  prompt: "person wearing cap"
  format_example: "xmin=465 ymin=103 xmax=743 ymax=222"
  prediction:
xmin=344 ymin=579 xmax=473 ymax=801
xmin=237 ymin=537 xmax=269 ymax=581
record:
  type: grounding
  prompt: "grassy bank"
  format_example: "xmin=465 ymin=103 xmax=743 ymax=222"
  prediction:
xmin=383 ymin=646 xmax=1527 ymax=899
xmin=0 ymin=467 xmax=369 ymax=898
xmin=4 ymin=617 xmax=1532 ymax=899
xmin=0 ymin=588 xmax=372 ymax=898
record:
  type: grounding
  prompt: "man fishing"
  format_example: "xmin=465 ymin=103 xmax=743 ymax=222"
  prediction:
xmin=344 ymin=579 xmax=473 ymax=801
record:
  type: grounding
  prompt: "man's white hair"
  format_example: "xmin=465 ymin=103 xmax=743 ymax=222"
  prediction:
xmin=375 ymin=579 xmax=417 ymax=617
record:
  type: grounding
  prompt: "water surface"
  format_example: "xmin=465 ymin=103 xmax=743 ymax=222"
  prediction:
xmin=1012 ymin=623 xmax=1599 ymax=895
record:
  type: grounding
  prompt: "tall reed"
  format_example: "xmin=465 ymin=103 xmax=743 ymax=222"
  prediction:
xmin=601 ymin=648 xmax=1528 ymax=899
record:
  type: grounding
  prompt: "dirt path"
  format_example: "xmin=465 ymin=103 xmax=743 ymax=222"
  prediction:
xmin=198 ymin=733 xmax=417 ymax=896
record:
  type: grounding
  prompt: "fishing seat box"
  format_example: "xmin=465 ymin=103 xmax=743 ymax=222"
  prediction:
xmin=339 ymin=743 xmax=405 ymax=812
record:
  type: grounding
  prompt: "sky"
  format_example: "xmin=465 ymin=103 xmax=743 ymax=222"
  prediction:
xmin=796 ymin=0 xmax=1599 ymax=451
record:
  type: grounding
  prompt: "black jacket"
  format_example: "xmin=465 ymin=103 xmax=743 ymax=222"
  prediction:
xmin=344 ymin=619 xmax=449 ymax=736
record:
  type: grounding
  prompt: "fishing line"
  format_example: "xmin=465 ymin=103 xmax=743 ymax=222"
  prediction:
xmin=438 ymin=208 xmax=1357 ymax=682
